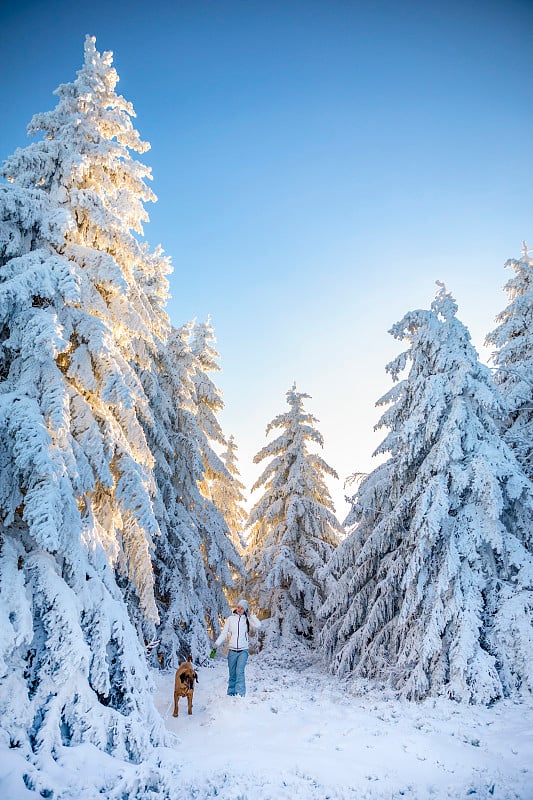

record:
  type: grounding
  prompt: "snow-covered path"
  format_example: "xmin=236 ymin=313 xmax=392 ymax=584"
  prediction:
xmin=1 ymin=649 xmax=532 ymax=799
xmin=153 ymin=651 xmax=533 ymax=799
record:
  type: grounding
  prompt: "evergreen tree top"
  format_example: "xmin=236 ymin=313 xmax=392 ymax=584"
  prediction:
xmin=1 ymin=35 xmax=155 ymax=240
xmin=251 ymin=384 xmax=338 ymax=507
xmin=377 ymin=285 xmax=504 ymax=471
xmin=190 ymin=316 xmax=221 ymax=373
xmin=485 ymin=243 xmax=533 ymax=480
xmin=253 ymin=384 xmax=328 ymax=467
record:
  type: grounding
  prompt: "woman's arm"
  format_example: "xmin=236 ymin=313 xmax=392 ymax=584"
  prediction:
xmin=214 ymin=616 xmax=231 ymax=648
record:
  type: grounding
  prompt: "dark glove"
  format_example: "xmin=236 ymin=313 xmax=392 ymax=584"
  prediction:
xmin=209 ymin=648 xmax=217 ymax=659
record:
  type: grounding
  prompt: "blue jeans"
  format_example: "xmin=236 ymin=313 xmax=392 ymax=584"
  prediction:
xmin=227 ymin=649 xmax=249 ymax=696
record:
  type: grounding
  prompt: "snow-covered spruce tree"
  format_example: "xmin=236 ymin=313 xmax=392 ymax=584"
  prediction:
xmin=0 ymin=36 xmax=167 ymax=770
xmin=119 ymin=242 xmax=173 ymax=649
xmin=245 ymin=386 xmax=341 ymax=645
xmin=320 ymin=284 xmax=533 ymax=703
xmin=143 ymin=324 xmax=207 ymax=668
xmin=189 ymin=319 xmax=245 ymax=627
xmin=149 ymin=325 xmax=219 ymax=667
xmin=148 ymin=325 xmax=244 ymax=668
xmin=190 ymin=317 xmax=226 ymax=490
xmin=210 ymin=435 xmax=247 ymax=552
xmin=486 ymin=242 xmax=533 ymax=481
xmin=209 ymin=434 xmax=248 ymax=605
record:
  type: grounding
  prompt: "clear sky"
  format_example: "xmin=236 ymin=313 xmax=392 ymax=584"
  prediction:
xmin=1 ymin=0 xmax=533 ymax=518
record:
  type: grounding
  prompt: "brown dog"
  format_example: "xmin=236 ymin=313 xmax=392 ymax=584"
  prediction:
xmin=173 ymin=655 xmax=198 ymax=717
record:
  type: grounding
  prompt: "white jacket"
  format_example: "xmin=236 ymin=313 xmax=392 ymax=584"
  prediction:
xmin=215 ymin=611 xmax=261 ymax=651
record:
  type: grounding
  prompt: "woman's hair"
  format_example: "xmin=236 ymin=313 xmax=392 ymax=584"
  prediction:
xmin=233 ymin=606 xmax=250 ymax=633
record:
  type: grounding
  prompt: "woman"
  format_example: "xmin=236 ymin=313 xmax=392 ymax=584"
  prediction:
xmin=211 ymin=599 xmax=261 ymax=696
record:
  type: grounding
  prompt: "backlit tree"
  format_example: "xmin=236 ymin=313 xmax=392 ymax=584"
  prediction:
xmin=245 ymin=386 xmax=341 ymax=644
xmin=0 ymin=36 xmax=167 ymax=774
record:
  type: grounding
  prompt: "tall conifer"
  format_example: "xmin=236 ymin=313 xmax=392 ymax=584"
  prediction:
xmin=189 ymin=319 xmax=245 ymax=628
xmin=487 ymin=242 xmax=533 ymax=481
xmin=0 ymin=36 xmax=166 ymax=768
xmin=321 ymin=285 xmax=533 ymax=702
xmin=210 ymin=435 xmax=247 ymax=552
xmin=245 ymin=386 xmax=340 ymax=644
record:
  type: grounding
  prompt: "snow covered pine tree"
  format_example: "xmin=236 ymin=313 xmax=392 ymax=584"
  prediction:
xmin=149 ymin=324 xmax=243 ymax=668
xmin=209 ymin=435 xmax=248 ymax=606
xmin=245 ymin=386 xmax=341 ymax=646
xmin=320 ymin=284 xmax=533 ymax=702
xmin=487 ymin=242 xmax=533 ymax=482
xmin=0 ymin=36 xmax=168 ymax=788
xmin=210 ymin=435 xmax=248 ymax=554
xmin=188 ymin=319 xmax=245 ymax=638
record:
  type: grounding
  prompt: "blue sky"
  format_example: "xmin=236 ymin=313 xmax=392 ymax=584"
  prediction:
xmin=1 ymin=0 xmax=533 ymax=516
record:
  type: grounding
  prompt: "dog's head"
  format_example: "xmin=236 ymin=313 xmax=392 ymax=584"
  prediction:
xmin=177 ymin=658 xmax=199 ymax=691
xmin=179 ymin=672 xmax=195 ymax=691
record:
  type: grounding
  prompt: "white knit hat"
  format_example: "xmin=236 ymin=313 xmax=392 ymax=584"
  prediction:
xmin=236 ymin=598 xmax=249 ymax=612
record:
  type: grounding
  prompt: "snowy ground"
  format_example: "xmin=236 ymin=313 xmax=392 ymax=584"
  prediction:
xmin=152 ymin=648 xmax=533 ymax=800
xmin=1 ymin=648 xmax=532 ymax=799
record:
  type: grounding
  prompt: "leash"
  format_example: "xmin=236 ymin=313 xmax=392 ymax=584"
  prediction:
xmin=164 ymin=696 xmax=173 ymax=719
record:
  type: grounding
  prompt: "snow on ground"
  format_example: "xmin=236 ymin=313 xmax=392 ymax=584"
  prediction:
xmin=1 ymin=648 xmax=532 ymax=799
xmin=152 ymin=648 xmax=533 ymax=800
